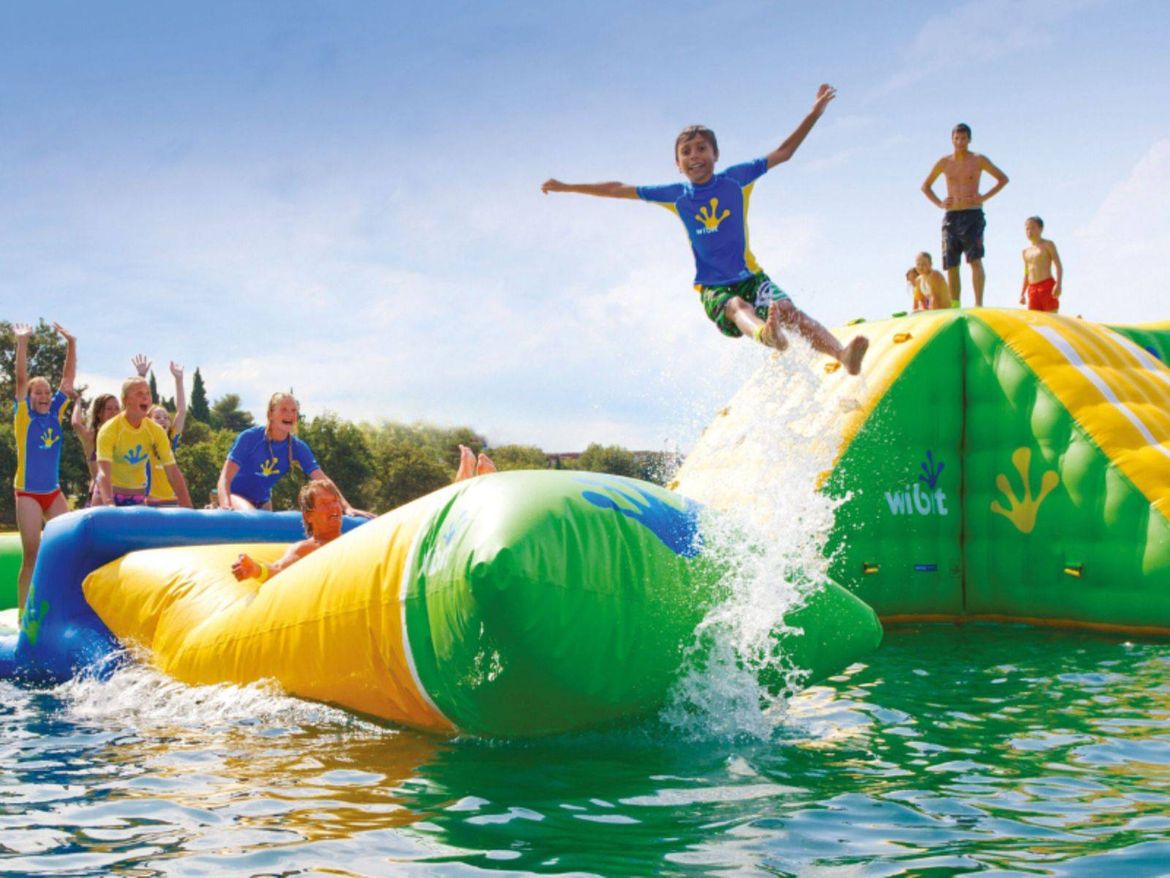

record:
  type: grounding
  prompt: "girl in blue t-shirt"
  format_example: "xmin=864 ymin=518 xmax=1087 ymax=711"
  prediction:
xmin=216 ymin=392 xmax=368 ymax=516
xmin=12 ymin=321 xmax=77 ymax=617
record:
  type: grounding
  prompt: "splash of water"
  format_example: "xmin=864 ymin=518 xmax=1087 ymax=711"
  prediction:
xmin=661 ymin=339 xmax=848 ymax=741
xmin=57 ymin=660 xmax=392 ymax=739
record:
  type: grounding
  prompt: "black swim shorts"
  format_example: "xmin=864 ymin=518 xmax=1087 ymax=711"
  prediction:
xmin=941 ymin=208 xmax=986 ymax=270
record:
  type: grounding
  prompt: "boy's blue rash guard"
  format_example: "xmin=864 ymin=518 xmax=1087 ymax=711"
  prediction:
xmin=227 ymin=425 xmax=320 ymax=506
xmin=637 ymin=158 xmax=769 ymax=287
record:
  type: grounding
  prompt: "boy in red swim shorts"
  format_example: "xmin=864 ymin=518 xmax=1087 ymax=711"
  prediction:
xmin=1020 ymin=216 xmax=1063 ymax=312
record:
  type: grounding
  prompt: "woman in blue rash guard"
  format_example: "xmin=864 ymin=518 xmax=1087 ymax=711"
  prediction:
xmin=215 ymin=392 xmax=368 ymax=516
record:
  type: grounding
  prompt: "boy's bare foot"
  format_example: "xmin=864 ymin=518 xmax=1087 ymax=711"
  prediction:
xmin=842 ymin=336 xmax=869 ymax=376
xmin=455 ymin=445 xmax=477 ymax=481
xmin=761 ymin=302 xmax=789 ymax=351
xmin=476 ymin=453 xmax=497 ymax=475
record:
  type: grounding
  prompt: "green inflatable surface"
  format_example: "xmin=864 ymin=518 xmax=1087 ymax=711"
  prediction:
xmin=675 ymin=310 xmax=1170 ymax=635
xmin=0 ymin=533 xmax=20 ymax=612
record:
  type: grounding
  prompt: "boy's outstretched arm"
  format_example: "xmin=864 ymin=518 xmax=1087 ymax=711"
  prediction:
xmin=766 ymin=84 xmax=836 ymax=169
xmin=541 ymin=179 xmax=638 ymax=199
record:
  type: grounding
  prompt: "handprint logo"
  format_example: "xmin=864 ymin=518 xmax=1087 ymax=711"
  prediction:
xmin=578 ymin=477 xmax=702 ymax=558
xmin=258 ymin=457 xmax=280 ymax=477
xmin=121 ymin=444 xmax=149 ymax=466
xmin=38 ymin=428 xmax=60 ymax=450
xmin=990 ymin=447 xmax=1059 ymax=534
xmin=695 ymin=197 xmax=730 ymax=232
xmin=918 ymin=450 xmax=944 ymax=489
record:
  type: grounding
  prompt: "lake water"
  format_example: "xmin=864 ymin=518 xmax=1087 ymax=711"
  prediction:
xmin=3 ymin=623 xmax=1169 ymax=877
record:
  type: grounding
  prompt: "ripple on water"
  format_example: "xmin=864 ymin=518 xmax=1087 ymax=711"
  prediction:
xmin=4 ymin=619 xmax=1170 ymax=874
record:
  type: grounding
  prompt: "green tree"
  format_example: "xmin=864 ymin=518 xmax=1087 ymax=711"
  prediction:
xmin=175 ymin=429 xmax=236 ymax=509
xmin=489 ymin=444 xmax=549 ymax=471
xmin=574 ymin=443 xmax=639 ymax=477
xmin=182 ymin=419 xmax=212 ymax=445
xmin=0 ymin=428 xmax=16 ymax=527
xmin=637 ymin=451 xmax=679 ymax=486
xmin=148 ymin=371 xmax=158 ymax=404
xmin=190 ymin=368 xmax=211 ymax=424
xmin=210 ymin=394 xmax=254 ymax=433
xmin=369 ymin=440 xmax=450 ymax=512
xmin=0 ymin=319 xmax=72 ymax=404
xmin=270 ymin=413 xmax=375 ymax=512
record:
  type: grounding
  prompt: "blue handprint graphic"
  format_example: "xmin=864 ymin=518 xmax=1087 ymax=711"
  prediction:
xmin=578 ymin=477 xmax=702 ymax=558
xmin=918 ymin=450 xmax=945 ymax=490
xmin=121 ymin=444 xmax=150 ymax=466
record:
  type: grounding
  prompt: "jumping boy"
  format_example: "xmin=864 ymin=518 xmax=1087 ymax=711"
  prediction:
xmin=914 ymin=252 xmax=953 ymax=310
xmin=921 ymin=123 xmax=1009 ymax=308
xmin=1020 ymin=216 xmax=1063 ymax=312
xmin=541 ymin=84 xmax=868 ymax=374
xmin=11 ymin=321 xmax=76 ymax=617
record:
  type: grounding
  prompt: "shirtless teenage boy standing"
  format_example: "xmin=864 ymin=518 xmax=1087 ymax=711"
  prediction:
xmin=921 ymin=124 xmax=1009 ymax=308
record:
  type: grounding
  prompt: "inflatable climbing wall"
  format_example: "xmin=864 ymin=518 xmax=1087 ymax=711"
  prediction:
xmin=673 ymin=310 xmax=1170 ymax=634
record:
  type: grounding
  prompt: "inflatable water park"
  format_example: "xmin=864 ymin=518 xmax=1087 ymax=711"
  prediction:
xmin=3 ymin=308 xmax=1169 ymax=736
xmin=675 ymin=308 xmax=1170 ymax=634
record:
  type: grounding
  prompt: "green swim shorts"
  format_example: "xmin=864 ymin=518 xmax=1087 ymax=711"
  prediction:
xmin=699 ymin=273 xmax=792 ymax=338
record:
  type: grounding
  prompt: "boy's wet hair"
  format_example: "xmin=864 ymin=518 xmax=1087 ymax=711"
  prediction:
xmin=1027 ymin=215 xmax=1044 ymax=229
xmin=88 ymin=393 xmax=118 ymax=432
xmin=675 ymin=125 xmax=718 ymax=159
xmin=953 ymin=123 xmax=972 ymax=138
xmin=917 ymin=251 xmax=933 ymax=264
xmin=300 ymin=478 xmax=342 ymax=537
xmin=27 ymin=376 xmax=51 ymax=395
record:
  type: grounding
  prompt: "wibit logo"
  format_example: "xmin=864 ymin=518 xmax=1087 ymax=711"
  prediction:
xmin=885 ymin=450 xmax=950 ymax=516
xmin=121 ymin=444 xmax=149 ymax=466
xmin=694 ymin=197 xmax=730 ymax=234
xmin=258 ymin=457 xmax=280 ymax=477
xmin=991 ymin=447 xmax=1058 ymax=534
xmin=38 ymin=428 xmax=60 ymax=450
xmin=578 ymin=477 xmax=702 ymax=557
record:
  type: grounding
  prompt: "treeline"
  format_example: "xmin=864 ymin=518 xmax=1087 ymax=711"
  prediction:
xmin=0 ymin=320 xmax=676 ymax=527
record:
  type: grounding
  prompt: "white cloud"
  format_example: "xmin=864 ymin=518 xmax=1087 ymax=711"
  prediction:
xmin=1072 ymin=139 xmax=1170 ymax=323
xmin=878 ymin=0 xmax=1098 ymax=94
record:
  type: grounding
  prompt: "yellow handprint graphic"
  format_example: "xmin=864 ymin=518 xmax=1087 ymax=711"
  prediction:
xmin=990 ymin=447 xmax=1059 ymax=534
xmin=695 ymin=197 xmax=730 ymax=232
xmin=258 ymin=457 xmax=280 ymax=477
xmin=38 ymin=428 xmax=60 ymax=450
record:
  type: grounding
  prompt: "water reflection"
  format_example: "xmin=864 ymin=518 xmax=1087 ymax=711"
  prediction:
xmin=1 ymin=626 xmax=1169 ymax=876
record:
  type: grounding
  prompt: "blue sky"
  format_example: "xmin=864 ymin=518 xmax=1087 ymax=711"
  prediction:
xmin=3 ymin=1 xmax=1167 ymax=451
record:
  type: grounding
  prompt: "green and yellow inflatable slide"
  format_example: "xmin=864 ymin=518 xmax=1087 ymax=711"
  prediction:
xmin=674 ymin=309 xmax=1170 ymax=635
xmin=83 ymin=471 xmax=881 ymax=737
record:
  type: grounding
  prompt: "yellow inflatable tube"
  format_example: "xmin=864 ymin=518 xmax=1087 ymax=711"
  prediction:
xmin=84 ymin=488 xmax=455 ymax=734
xmin=81 ymin=471 xmax=884 ymax=737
